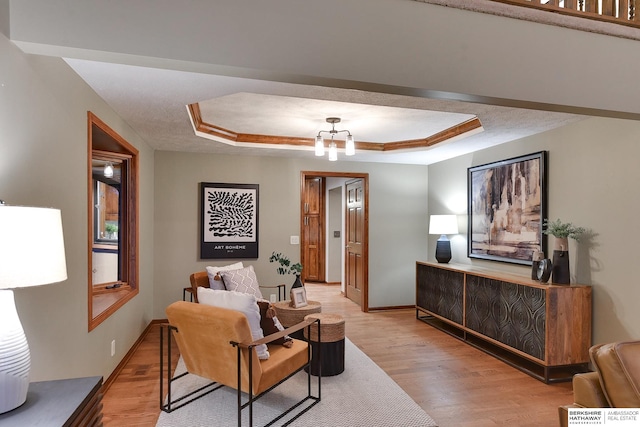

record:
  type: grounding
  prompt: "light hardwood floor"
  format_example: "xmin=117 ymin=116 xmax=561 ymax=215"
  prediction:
xmin=102 ymin=283 xmax=573 ymax=426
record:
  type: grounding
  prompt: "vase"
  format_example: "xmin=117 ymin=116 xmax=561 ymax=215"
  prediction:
xmin=292 ymin=275 xmax=304 ymax=289
xmin=551 ymin=237 xmax=570 ymax=284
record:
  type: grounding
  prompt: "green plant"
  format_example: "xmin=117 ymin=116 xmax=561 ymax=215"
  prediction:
xmin=542 ymin=218 xmax=586 ymax=241
xmin=105 ymin=223 xmax=118 ymax=233
xmin=269 ymin=251 xmax=303 ymax=275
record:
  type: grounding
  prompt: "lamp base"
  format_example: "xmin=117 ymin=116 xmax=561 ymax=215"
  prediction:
xmin=0 ymin=290 xmax=31 ymax=414
xmin=435 ymin=237 xmax=452 ymax=263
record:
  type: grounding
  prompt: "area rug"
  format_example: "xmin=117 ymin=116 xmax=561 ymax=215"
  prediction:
xmin=156 ymin=338 xmax=438 ymax=426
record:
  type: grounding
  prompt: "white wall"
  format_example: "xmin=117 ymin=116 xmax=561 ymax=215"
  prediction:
xmin=428 ymin=116 xmax=640 ymax=344
xmin=153 ymin=151 xmax=428 ymax=314
xmin=0 ymin=32 xmax=155 ymax=381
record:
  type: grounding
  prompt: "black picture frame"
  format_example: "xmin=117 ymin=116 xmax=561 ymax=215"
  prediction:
xmin=200 ymin=182 xmax=259 ymax=259
xmin=467 ymin=151 xmax=547 ymax=265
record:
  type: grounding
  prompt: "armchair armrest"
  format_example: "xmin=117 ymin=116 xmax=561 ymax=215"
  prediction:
xmin=573 ymin=372 xmax=609 ymax=408
xmin=235 ymin=318 xmax=319 ymax=348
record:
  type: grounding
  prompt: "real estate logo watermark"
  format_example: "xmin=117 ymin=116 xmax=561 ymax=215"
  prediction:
xmin=568 ymin=409 xmax=640 ymax=426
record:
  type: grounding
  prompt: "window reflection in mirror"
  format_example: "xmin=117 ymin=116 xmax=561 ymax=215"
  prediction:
xmin=88 ymin=112 xmax=138 ymax=331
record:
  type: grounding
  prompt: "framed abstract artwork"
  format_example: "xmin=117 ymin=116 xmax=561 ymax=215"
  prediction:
xmin=467 ymin=151 xmax=547 ymax=265
xmin=200 ymin=182 xmax=259 ymax=259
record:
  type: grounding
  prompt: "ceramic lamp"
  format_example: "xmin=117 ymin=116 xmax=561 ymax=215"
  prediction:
xmin=429 ymin=215 xmax=458 ymax=263
xmin=0 ymin=204 xmax=67 ymax=414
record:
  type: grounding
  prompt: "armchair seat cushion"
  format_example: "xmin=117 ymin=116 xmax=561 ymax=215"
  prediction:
xmin=255 ymin=339 xmax=308 ymax=395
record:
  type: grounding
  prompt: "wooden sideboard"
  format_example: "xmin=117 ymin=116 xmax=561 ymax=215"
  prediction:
xmin=416 ymin=261 xmax=592 ymax=383
xmin=0 ymin=376 xmax=103 ymax=426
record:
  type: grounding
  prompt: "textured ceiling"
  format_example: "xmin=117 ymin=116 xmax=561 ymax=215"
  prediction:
xmin=66 ymin=58 xmax=586 ymax=165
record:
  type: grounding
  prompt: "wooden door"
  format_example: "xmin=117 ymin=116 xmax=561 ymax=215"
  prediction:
xmin=302 ymin=177 xmax=325 ymax=282
xmin=345 ymin=179 xmax=364 ymax=306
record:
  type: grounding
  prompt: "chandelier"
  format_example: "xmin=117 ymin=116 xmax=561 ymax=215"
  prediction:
xmin=315 ymin=117 xmax=355 ymax=161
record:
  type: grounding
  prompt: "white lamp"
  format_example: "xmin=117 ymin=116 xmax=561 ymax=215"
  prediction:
xmin=0 ymin=203 xmax=67 ymax=414
xmin=429 ymin=215 xmax=458 ymax=263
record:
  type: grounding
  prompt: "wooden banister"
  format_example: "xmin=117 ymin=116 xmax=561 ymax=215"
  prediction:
xmin=490 ymin=0 xmax=640 ymax=28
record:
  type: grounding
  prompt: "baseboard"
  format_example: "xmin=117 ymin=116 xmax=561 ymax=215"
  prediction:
xmin=103 ymin=318 xmax=168 ymax=393
xmin=368 ymin=305 xmax=414 ymax=311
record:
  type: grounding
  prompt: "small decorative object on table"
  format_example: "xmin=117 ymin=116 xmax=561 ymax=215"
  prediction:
xmin=536 ymin=258 xmax=552 ymax=283
xmin=269 ymin=251 xmax=304 ymax=292
xmin=291 ymin=287 xmax=308 ymax=308
xmin=542 ymin=218 xmax=586 ymax=285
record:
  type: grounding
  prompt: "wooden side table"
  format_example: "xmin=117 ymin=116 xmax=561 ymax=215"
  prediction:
xmin=272 ymin=300 xmax=322 ymax=327
xmin=0 ymin=376 xmax=103 ymax=426
xmin=272 ymin=300 xmax=321 ymax=339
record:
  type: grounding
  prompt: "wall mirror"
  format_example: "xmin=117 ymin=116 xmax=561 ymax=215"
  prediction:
xmin=88 ymin=112 xmax=139 ymax=331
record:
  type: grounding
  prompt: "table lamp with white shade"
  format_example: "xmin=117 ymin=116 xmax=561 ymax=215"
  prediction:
xmin=428 ymin=214 xmax=459 ymax=263
xmin=0 ymin=202 xmax=67 ymax=414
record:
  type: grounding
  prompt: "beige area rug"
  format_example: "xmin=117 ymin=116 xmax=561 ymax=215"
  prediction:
xmin=157 ymin=338 xmax=438 ymax=427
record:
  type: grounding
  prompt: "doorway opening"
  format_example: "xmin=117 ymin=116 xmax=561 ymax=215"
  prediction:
xmin=300 ymin=171 xmax=369 ymax=312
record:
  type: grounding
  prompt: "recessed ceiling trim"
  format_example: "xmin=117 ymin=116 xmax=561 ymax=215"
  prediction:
xmin=382 ymin=117 xmax=483 ymax=151
xmin=188 ymin=102 xmax=483 ymax=153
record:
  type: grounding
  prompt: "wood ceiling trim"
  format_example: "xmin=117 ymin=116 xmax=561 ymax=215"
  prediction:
xmin=381 ymin=117 xmax=483 ymax=151
xmin=188 ymin=102 xmax=481 ymax=152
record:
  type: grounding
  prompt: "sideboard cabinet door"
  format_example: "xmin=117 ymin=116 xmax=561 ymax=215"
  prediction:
xmin=416 ymin=263 xmax=463 ymax=325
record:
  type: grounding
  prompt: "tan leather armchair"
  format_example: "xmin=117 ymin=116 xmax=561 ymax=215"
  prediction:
xmin=161 ymin=301 xmax=321 ymax=426
xmin=559 ymin=340 xmax=640 ymax=427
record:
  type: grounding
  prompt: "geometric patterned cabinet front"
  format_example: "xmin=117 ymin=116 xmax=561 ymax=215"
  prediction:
xmin=416 ymin=261 xmax=592 ymax=383
xmin=416 ymin=263 xmax=464 ymax=325
xmin=466 ymin=275 xmax=546 ymax=360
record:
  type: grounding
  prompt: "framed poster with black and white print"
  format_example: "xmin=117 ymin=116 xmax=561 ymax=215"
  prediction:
xmin=200 ymin=182 xmax=259 ymax=259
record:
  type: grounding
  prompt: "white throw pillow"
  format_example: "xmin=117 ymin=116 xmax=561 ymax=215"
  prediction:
xmin=197 ymin=287 xmax=269 ymax=360
xmin=205 ymin=262 xmax=244 ymax=291
xmin=219 ymin=265 xmax=263 ymax=299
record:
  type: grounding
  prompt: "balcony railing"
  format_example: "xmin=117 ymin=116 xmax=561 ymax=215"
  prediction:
xmin=490 ymin=0 xmax=639 ymax=28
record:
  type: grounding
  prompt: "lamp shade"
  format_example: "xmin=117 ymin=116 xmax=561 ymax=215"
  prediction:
xmin=428 ymin=215 xmax=458 ymax=235
xmin=0 ymin=206 xmax=67 ymax=289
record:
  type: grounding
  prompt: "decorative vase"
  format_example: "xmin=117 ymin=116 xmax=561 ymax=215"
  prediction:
xmin=292 ymin=274 xmax=304 ymax=289
xmin=551 ymin=237 xmax=570 ymax=285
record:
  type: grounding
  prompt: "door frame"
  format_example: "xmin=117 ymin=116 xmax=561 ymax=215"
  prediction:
xmin=300 ymin=171 xmax=369 ymax=312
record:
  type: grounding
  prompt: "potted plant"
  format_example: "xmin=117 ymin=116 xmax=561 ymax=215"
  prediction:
xmin=542 ymin=218 xmax=586 ymax=284
xmin=269 ymin=251 xmax=303 ymax=288
xmin=542 ymin=218 xmax=586 ymax=251
xmin=105 ymin=223 xmax=118 ymax=240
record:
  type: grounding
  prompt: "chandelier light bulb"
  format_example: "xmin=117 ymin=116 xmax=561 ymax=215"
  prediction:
xmin=328 ymin=140 xmax=338 ymax=161
xmin=345 ymin=135 xmax=355 ymax=156
xmin=315 ymin=135 xmax=325 ymax=156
